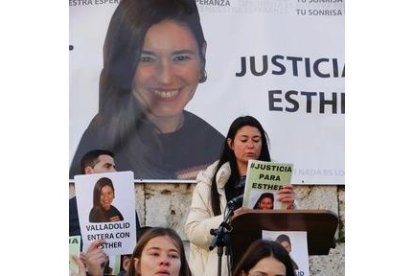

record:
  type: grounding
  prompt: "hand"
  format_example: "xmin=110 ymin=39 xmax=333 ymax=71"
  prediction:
xmin=80 ymin=240 xmax=109 ymax=276
xmin=233 ymin=206 xmax=250 ymax=217
xmin=277 ymin=184 xmax=296 ymax=209
xmin=70 ymin=255 xmax=86 ymax=276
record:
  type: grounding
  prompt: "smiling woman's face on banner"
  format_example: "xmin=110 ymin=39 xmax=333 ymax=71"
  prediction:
xmin=99 ymin=184 xmax=114 ymax=210
xmin=258 ymin=196 xmax=274 ymax=210
xmin=132 ymin=20 xmax=204 ymax=121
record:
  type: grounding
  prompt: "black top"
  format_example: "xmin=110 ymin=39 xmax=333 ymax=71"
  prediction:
xmin=70 ymin=110 xmax=224 ymax=180
xmin=89 ymin=205 xmax=124 ymax=223
xmin=225 ymin=176 xmax=246 ymax=210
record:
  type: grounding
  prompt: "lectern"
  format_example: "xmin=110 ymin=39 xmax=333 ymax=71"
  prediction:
xmin=229 ymin=209 xmax=338 ymax=268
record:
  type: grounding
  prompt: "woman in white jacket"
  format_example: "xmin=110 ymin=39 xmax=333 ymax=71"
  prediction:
xmin=185 ymin=116 xmax=296 ymax=276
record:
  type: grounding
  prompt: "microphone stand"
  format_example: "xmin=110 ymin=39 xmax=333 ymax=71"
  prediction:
xmin=209 ymin=204 xmax=236 ymax=276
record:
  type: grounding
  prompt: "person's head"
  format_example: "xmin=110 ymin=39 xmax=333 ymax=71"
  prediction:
xmin=80 ymin=149 xmax=116 ymax=174
xmin=254 ymin=193 xmax=274 ymax=210
xmin=92 ymin=177 xmax=115 ymax=211
xmin=210 ymin=116 xmax=270 ymax=215
xmin=233 ymin=239 xmax=295 ymax=276
xmin=127 ymin=227 xmax=191 ymax=276
xmin=275 ymin=234 xmax=292 ymax=253
xmin=224 ymin=116 xmax=270 ymax=171
xmin=101 ymin=0 xmax=206 ymax=121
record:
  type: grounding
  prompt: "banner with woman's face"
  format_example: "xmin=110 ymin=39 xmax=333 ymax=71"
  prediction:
xmin=69 ymin=0 xmax=344 ymax=184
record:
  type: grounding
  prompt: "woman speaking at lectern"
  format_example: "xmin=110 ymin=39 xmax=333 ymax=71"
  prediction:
xmin=185 ymin=115 xmax=296 ymax=276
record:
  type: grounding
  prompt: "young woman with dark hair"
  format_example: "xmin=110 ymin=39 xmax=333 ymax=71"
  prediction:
xmin=233 ymin=239 xmax=296 ymax=276
xmin=185 ymin=115 xmax=296 ymax=276
xmin=253 ymin=192 xmax=275 ymax=210
xmin=89 ymin=177 xmax=124 ymax=223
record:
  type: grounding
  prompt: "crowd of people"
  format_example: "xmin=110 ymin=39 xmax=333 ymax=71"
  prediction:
xmin=70 ymin=114 xmax=298 ymax=276
xmin=71 ymin=227 xmax=297 ymax=276
xmin=70 ymin=0 xmax=300 ymax=275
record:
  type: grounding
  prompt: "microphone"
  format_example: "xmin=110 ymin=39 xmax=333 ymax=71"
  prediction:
xmin=227 ymin=195 xmax=243 ymax=207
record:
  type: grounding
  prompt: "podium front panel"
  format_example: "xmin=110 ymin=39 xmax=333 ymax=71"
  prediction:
xmin=229 ymin=210 xmax=338 ymax=269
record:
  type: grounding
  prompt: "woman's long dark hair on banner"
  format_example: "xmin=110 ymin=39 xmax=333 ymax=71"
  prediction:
xmin=70 ymin=0 xmax=224 ymax=180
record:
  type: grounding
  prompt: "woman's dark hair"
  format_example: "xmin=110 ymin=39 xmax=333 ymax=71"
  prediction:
xmin=90 ymin=177 xmax=115 ymax=221
xmin=100 ymin=0 xmax=206 ymax=109
xmin=93 ymin=177 xmax=115 ymax=207
xmin=275 ymin=234 xmax=292 ymax=246
xmin=211 ymin=115 xmax=270 ymax=215
xmin=92 ymin=0 xmax=207 ymax=178
xmin=127 ymin=227 xmax=192 ymax=276
xmin=253 ymin=192 xmax=274 ymax=210
xmin=233 ymin=239 xmax=295 ymax=276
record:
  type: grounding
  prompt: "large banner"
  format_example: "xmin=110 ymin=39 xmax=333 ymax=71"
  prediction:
xmin=69 ymin=0 xmax=344 ymax=184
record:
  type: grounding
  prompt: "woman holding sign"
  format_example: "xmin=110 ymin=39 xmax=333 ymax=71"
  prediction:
xmin=185 ymin=115 xmax=296 ymax=276
xmin=69 ymin=0 xmax=224 ymax=180
xmin=89 ymin=177 xmax=124 ymax=223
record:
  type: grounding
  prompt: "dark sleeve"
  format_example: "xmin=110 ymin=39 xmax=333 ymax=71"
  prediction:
xmin=118 ymin=208 xmax=124 ymax=221
xmin=69 ymin=197 xmax=81 ymax=236
xmin=89 ymin=208 xmax=100 ymax=223
xmin=108 ymin=205 xmax=124 ymax=221
xmin=291 ymin=258 xmax=299 ymax=270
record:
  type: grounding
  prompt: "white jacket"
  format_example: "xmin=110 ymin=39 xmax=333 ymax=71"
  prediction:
xmin=184 ymin=161 xmax=232 ymax=276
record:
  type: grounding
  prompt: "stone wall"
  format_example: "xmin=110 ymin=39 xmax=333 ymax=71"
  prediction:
xmin=69 ymin=183 xmax=345 ymax=275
